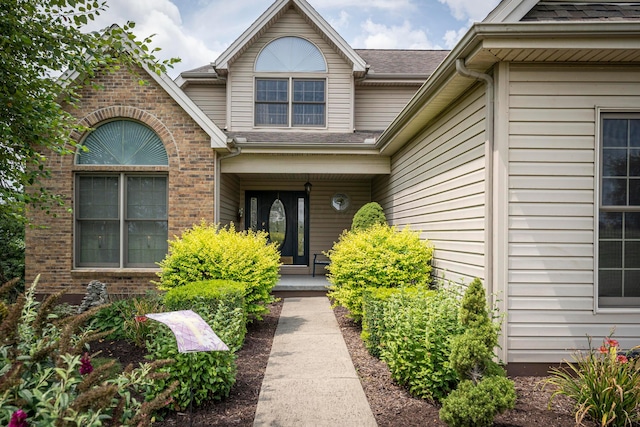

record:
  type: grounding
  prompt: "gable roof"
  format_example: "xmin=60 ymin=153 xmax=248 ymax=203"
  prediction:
xmin=180 ymin=49 xmax=449 ymax=87
xmin=60 ymin=25 xmax=228 ymax=150
xmin=485 ymin=0 xmax=640 ymax=23
xmin=521 ymin=2 xmax=640 ymax=21
xmin=213 ymin=0 xmax=367 ymax=76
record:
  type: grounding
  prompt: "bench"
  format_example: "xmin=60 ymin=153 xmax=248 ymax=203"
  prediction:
xmin=312 ymin=253 xmax=330 ymax=277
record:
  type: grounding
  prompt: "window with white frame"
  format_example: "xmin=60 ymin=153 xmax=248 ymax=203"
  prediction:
xmin=254 ymin=37 xmax=326 ymax=127
xmin=598 ymin=113 xmax=640 ymax=308
xmin=75 ymin=120 xmax=168 ymax=268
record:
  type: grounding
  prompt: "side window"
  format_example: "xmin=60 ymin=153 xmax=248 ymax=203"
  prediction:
xmin=598 ymin=114 xmax=640 ymax=308
xmin=75 ymin=120 xmax=168 ymax=268
xmin=254 ymin=37 xmax=326 ymax=128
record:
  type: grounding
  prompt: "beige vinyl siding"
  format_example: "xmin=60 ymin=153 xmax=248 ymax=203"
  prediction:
xmin=239 ymin=179 xmax=371 ymax=274
xmin=228 ymin=8 xmax=353 ymax=132
xmin=373 ymin=85 xmax=487 ymax=285
xmin=355 ymin=86 xmax=420 ymax=131
xmin=219 ymin=173 xmax=240 ymax=226
xmin=506 ymin=63 xmax=640 ymax=363
xmin=182 ymin=85 xmax=227 ymax=129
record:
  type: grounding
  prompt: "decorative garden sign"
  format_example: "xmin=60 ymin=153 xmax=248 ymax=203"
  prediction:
xmin=146 ymin=310 xmax=229 ymax=353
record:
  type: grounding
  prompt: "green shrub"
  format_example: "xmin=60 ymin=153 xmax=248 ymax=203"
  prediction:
xmin=145 ymin=280 xmax=247 ymax=410
xmin=440 ymin=278 xmax=515 ymax=426
xmin=0 ymin=277 xmax=175 ymax=426
xmin=327 ymin=223 xmax=433 ymax=321
xmin=351 ymin=202 xmax=386 ymax=231
xmin=381 ymin=288 xmax=462 ymax=401
xmin=361 ymin=286 xmax=401 ymax=358
xmin=163 ymin=279 xmax=247 ymax=351
xmin=156 ymin=222 xmax=281 ymax=320
xmin=439 ymin=376 xmax=517 ymax=427
xmin=91 ymin=291 xmax=165 ymax=347
xmin=545 ymin=335 xmax=640 ymax=427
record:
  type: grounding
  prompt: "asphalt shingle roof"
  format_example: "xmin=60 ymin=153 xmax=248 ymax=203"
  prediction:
xmin=182 ymin=49 xmax=450 ymax=79
xmin=226 ymin=131 xmax=382 ymax=144
xmin=355 ymin=49 xmax=450 ymax=76
xmin=522 ymin=2 xmax=640 ymax=21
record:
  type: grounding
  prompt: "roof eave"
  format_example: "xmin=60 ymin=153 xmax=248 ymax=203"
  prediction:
xmin=376 ymin=21 xmax=640 ymax=155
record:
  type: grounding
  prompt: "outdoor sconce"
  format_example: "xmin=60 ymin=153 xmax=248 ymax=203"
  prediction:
xmin=304 ymin=181 xmax=312 ymax=195
xmin=237 ymin=207 xmax=244 ymax=222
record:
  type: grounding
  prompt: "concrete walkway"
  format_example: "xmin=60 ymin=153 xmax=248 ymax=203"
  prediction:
xmin=253 ymin=297 xmax=377 ymax=426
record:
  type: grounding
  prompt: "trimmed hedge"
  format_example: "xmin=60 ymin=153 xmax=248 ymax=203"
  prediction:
xmin=145 ymin=280 xmax=247 ymax=410
xmin=351 ymin=201 xmax=386 ymax=231
xmin=156 ymin=222 xmax=280 ymax=320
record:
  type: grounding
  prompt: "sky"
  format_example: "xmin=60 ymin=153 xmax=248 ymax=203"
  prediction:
xmin=86 ymin=0 xmax=502 ymax=78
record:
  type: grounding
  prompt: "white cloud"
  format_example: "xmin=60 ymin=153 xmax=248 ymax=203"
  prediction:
xmin=353 ymin=19 xmax=440 ymax=49
xmin=313 ymin=0 xmax=415 ymax=11
xmin=327 ymin=10 xmax=351 ymax=32
xmin=87 ymin=0 xmax=217 ymax=77
xmin=437 ymin=0 xmax=500 ymax=22
xmin=443 ymin=26 xmax=469 ymax=49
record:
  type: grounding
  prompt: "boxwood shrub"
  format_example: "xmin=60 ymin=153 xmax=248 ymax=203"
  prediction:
xmin=156 ymin=222 xmax=280 ymax=320
xmin=145 ymin=279 xmax=247 ymax=410
xmin=326 ymin=223 xmax=433 ymax=321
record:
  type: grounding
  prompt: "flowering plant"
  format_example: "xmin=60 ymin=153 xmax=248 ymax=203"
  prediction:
xmin=545 ymin=333 xmax=640 ymax=426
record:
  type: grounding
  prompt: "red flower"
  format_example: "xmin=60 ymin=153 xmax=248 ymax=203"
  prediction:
xmin=617 ymin=354 xmax=628 ymax=364
xmin=135 ymin=315 xmax=148 ymax=323
xmin=9 ymin=409 xmax=27 ymax=427
xmin=605 ymin=337 xmax=619 ymax=348
xmin=80 ymin=352 xmax=93 ymax=375
xmin=599 ymin=346 xmax=608 ymax=354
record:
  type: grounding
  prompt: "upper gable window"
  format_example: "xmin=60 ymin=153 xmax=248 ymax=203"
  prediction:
xmin=255 ymin=37 xmax=326 ymax=72
xmin=254 ymin=37 xmax=326 ymax=128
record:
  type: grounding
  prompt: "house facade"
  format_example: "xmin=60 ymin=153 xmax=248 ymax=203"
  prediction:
xmin=26 ymin=0 xmax=640 ymax=367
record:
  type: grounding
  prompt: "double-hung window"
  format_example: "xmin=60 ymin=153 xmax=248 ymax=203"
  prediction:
xmin=598 ymin=113 xmax=640 ymax=308
xmin=254 ymin=36 xmax=327 ymax=128
xmin=75 ymin=120 xmax=168 ymax=268
xmin=255 ymin=78 xmax=325 ymax=127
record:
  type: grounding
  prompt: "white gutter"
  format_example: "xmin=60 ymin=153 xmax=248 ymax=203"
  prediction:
xmin=455 ymin=59 xmax=495 ymax=300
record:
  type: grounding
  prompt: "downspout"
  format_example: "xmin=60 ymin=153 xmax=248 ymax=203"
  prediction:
xmin=214 ymin=142 xmax=242 ymax=223
xmin=455 ymin=59 xmax=495 ymax=299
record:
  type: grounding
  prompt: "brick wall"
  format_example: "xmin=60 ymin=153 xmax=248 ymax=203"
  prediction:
xmin=25 ymin=65 xmax=217 ymax=297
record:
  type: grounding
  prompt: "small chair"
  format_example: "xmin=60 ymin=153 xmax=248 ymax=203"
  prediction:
xmin=312 ymin=253 xmax=330 ymax=277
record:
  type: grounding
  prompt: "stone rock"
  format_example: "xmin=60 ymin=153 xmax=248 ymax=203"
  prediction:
xmin=77 ymin=280 xmax=109 ymax=313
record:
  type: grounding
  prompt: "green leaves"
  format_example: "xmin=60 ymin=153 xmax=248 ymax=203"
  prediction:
xmin=157 ymin=222 xmax=280 ymax=321
xmin=546 ymin=335 xmax=640 ymax=426
xmin=0 ymin=0 xmax=179 ymax=225
xmin=327 ymin=223 xmax=433 ymax=321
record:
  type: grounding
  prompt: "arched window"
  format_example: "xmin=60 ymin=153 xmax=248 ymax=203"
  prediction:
xmin=255 ymin=36 xmax=326 ymax=72
xmin=75 ymin=120 xmax=168 ymax=268
xmin=254 ymin=37 xmax=326 ymax=127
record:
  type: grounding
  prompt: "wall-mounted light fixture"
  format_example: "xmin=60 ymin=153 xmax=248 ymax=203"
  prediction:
xmin=304 ymin=181 xmax=312 ymax=195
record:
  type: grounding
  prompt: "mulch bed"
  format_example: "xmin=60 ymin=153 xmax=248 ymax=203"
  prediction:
xmin=91 ymin=299 xmax=600 ymax=427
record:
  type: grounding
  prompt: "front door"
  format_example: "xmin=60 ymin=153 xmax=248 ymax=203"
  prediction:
xmin=245 ymin=191 xmax=309 ymax=265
